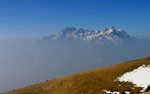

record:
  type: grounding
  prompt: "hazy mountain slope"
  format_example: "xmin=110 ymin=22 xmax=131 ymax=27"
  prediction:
xmin=4 ymin=57 xmax=150 ymax=94
xmin=42 ymin=27 xmax=134 ymax=43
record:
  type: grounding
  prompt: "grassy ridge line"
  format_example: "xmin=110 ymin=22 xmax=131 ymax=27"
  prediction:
xmin=3 ymin=56 xmax=150 ymax=94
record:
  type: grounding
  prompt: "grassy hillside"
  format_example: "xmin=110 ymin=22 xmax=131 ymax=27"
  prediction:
xmin=141 ymin=92 xmax=150 ymax=94
xmin=3 ymin=57 xmax=150 ymax=94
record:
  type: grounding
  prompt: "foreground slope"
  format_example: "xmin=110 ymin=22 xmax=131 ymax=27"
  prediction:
xmin=4 ymin=57 xmax=150 ymax=94
xmin=141 ymin=92 xmax=150 ymax=94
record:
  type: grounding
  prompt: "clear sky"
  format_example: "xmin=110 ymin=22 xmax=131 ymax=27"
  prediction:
xmin=0 ymin=0 xmax=150 ymax=39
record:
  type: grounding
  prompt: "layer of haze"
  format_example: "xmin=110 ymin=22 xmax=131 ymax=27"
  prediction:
xmin=0 ymin=39 xmax=150 ymax=92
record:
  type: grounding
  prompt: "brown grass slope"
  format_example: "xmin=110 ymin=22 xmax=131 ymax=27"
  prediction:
xmin=141 ymin=92 xmax=150 ymax=94
xmin=3 ymin=57 xmax=150 ymax=94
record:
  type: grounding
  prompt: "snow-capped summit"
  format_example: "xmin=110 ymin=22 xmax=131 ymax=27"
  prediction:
xmin=42 ymin=27 xmax=134 ymax=43
xmin=104 ymin=26 xmax=116 ymax=33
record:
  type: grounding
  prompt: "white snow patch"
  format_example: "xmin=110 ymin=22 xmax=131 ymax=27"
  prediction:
xmin=118 ymin=84 xmax=121 ymax=86
xmin=125 ymin=91 xmax=131 ymax=94
xmin=103 ymin=90 xmax=131 ymax=94
xmin=103 ymin=90 xmax=120 ymax=94
xmin=116 ymin=65 xmax=150 ymax=91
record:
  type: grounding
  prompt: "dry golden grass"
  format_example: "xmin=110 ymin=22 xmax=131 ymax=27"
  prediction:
xmin=3 ymin=56 xmax=150 ymax=94
xmin=140 ymin=92 xmax=150 ymax=94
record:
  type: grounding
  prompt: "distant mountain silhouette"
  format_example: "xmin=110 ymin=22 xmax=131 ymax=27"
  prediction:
xmin=42 ymin=27 xmax=134 ymax=43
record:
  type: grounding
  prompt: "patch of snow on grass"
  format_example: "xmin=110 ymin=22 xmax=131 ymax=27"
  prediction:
xmin=103 ymin=90 xmax=120 ymax=94
xmin=125 ymin=91 xmax=131 ymax=94
xmin=116 ymin=65 xmax=150 ymax=91
xmin=118 ymin=84 xmax=121 ymax=86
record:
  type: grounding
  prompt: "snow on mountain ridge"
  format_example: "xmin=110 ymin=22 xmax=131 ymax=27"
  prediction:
xmin=42 ymin=27 xmax=133 ymax=42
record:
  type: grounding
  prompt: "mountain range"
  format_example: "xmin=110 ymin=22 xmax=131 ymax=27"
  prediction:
xmin=42 ymin=27 xmax=134 ymax=43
